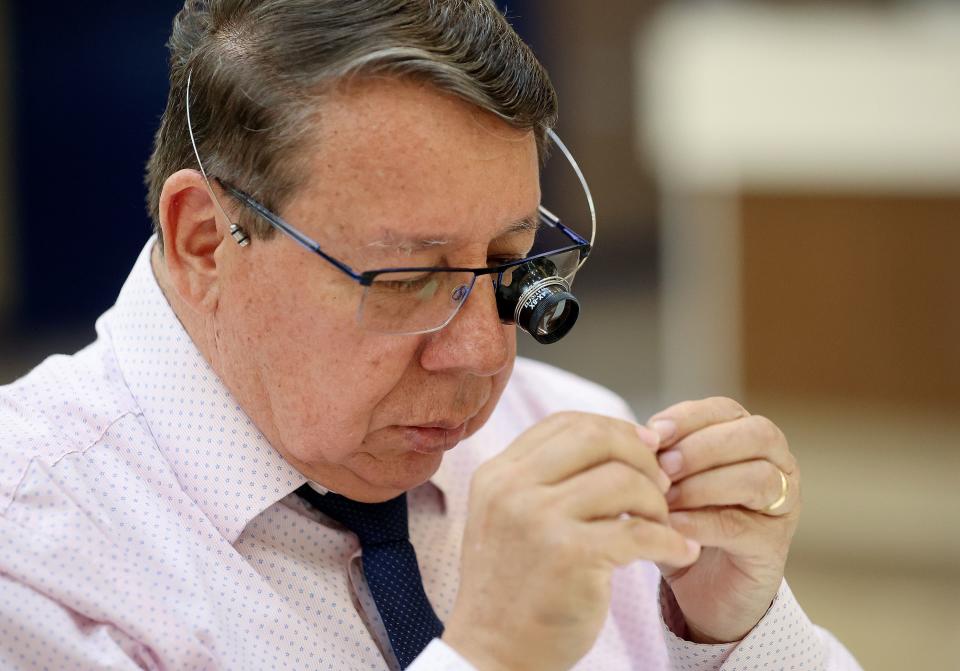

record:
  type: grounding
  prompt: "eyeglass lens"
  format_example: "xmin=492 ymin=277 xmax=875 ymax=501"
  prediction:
xmin=359 ymin=247 xmax=582 ymax=335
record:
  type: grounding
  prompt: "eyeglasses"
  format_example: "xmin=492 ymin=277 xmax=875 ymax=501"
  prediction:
xmin=185 ymin=70 xmax=598 ymax=342
xmin=223 ymin=182 xmax=590 ymax=339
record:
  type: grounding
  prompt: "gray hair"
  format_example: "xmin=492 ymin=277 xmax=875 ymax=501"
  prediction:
xmin=145 ymin=0 xmax=559 ymax=249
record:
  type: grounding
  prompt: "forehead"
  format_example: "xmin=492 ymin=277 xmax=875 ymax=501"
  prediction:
xmin=283 ymin=78 xmax=541 ymax=249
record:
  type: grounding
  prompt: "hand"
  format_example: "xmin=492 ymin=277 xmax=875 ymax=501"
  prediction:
xmin=648 ymin=398 xmax=801 ymax=644
xmin=443 ymin=412 xmax=701 ymax=671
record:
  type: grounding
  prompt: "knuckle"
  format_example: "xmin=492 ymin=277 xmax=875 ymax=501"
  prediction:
xmin=627 ymin=473 xmax=669 ymax=517
xmin=472 ymin=459 xmax=497 ymax=485
xmin=577 ymin=414 xmax=618 ymax=442
xmin=749 ymin=415 xmax=785 ymax=446
xmin=578 ymin=422 xmax=609 ymax=448
xmin=784 ymin=451 xmax=800 ymax=476
xmin=726 ymin=397 xmax=750 ymax=416
xmin=623 ymin=447 xmax=658 ymax=477
xmin=548 ymin=410 xmax=591 ymax=429
xmin=651 ymin=494 xmax=670 ymax=522
xmin=471 ymin=459 xmax=512 ymax=499
xmin=706 ymin=396 xmax=748 ymax=419
xmin=605 ymin=461 xmax=638 ymax=486
xmin=787 ymin=469 xmax=802 ymax=510
xmin=599 ymin=464 xmax=667 ymax=515
xmin=718 ymin=507 xmax=751 ymax=539
xmin=669 ymin=528 xmax=692 ymax=557
xmin=626 ymin=518 xmax=660 ymax=547
xmin=668 ymin=399 xmax=698 ymax=417
xmin=469 ymin=462 xmax=496 ymax=501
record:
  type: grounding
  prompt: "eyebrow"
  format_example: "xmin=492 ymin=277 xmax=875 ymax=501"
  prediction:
xmin=365 ymin=211 xmax=541 ymax=255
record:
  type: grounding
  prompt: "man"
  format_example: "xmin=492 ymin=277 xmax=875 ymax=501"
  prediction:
xmin=0 ymin=1 xmax=862 ymax=669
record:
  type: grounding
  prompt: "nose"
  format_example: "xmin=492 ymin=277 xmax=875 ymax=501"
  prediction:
xmin=419 ymin=275 xmax=512 ymax=377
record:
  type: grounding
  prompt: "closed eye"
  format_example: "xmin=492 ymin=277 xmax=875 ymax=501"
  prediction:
xmin=488 ymin=256 xmax=525 ymax=268
xmin=373 ymin=272 xmax=437 ymax=292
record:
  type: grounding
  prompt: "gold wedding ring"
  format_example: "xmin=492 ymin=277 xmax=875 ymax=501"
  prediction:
xmin=760 ymin=468 xmax=789 ymax=514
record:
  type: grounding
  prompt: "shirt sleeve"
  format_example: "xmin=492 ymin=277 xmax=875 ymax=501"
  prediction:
xmin=407 ymin=639 xmax=478 ymax=671
xmin=0 ymin=573 xmax=148 ymax=671
xmin=659 ymin=578 xmax=864 ymax=670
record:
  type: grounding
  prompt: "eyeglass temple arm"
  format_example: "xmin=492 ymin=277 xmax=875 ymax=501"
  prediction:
xmin=544 ymin=129 xmax=596 ymax=269
xmin=223 ymin=184 xmax=363 ymax=280
xmin=539 ymin=205 xmax=590 ymax=248
xmin=187 ymin=69 xmax=593 ymax=274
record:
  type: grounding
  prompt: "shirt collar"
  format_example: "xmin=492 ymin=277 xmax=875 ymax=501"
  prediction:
xmin=106 ymin=237 xmax=451 ymax=540
xmin=428 ymin=455 xmax=454 ymax=502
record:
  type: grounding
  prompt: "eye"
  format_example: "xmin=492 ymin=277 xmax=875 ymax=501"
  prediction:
xmin=488 ymin=256 xmax=525 ymax=268
xmin=373 ymin=272 xmax=438 ymax=293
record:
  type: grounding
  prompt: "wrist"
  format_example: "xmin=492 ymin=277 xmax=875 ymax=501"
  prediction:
xmin=442 ymin=621 xmax=514 ymax=671
xmin=659 ymin=579 xmax=759 ymax=645
xmin=683 ymin=621 xmax=748 ymax=645
xmin=679 ymin=595 xmax=777 ymax=644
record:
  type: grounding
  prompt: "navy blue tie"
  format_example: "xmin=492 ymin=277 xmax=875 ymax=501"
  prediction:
xmin=296 ymin=485 xmax=444 ymax=669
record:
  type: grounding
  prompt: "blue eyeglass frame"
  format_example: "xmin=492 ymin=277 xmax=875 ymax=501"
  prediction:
xmin=220 ymin=180 xmax=592 ymax=289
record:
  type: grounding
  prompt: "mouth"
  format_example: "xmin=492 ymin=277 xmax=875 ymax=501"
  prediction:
xmin=401 ymin=421 xmax=470 ymax=455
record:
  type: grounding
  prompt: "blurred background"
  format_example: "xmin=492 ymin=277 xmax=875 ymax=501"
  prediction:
xmin=0 ymin=0 xmax=957 ymax=667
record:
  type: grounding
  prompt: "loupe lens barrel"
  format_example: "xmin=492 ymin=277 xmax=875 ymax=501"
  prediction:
xmin=496 ymin=258 xmax=581 ymax=344
xmin=524 ymin=289 xmax=579 ymax=344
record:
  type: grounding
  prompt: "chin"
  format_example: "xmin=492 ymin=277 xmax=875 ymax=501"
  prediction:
xmin=336 ymin=449 xmax=444 ymax=502
xmin=389 ymin=448 xmax=446 ymax=488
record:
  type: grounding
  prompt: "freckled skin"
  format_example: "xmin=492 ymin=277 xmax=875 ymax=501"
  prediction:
xmin=156 ymin=79 xmax=541 ymax=502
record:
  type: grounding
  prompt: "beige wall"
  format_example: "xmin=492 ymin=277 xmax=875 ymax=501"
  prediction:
xmin=741 ymin=192 xmax=960 ymax=407
xmin=639 ymin=5 xmax=960 ymax=667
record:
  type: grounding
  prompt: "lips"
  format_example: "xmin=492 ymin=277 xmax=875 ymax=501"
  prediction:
xmin=413 ymin=420 xmax=469 ymax=430
xmin=402 ymin=421 xmax=469 ymax=454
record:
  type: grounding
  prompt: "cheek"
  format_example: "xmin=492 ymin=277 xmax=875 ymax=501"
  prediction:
xmin=465 ymin=326 xmax=517 ymax=436
xmin=267 ymin=330 xmax=418 ymax=460
xmin=218 ymin=253 xmax=418 ymax=459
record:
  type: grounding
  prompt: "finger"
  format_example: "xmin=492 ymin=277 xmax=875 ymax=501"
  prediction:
xmin=499 ymin=411 xmax=658 ymax=461
xmin=647 ymin=397 xmax=749 ymax=449
xmin=585 ymin=517 xmax=700 ymax=568
xmin=552 ymin=461 xmax=669 ymax=523
xmin=665 ymin=460 xmax=798 ymax=515
xmin=668 ymin=508 xmax=789 ymax=557
xmin=516 ymin=413 xmax=667 ymax=490
xmin=495 ymin=411 xmax=586 ymax=461
xmin=657 ymin=414 xmax=797 ymax=483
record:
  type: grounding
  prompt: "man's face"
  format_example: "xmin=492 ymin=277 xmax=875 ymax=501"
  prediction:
xmin=212 ymin=79 xmax=541 ymax=501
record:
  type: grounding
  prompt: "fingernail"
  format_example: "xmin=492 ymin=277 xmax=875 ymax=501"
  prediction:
xmin=656 ymin=469 xmax=671 ymax=493
xmin=686 ymin=538 xmax=701 ymax=556
xmin=635 ymin=424 xmax=660 ymax=449
xmin=669 ymin=512 xmax=690 ymax=527
xmin=650 ymin=419 xmax=677 ymax=444
xmin=658 ymin=450 xmax=683 ymax=477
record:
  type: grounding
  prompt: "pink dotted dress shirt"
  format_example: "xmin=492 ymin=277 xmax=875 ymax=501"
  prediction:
xmin=0 ymin=239 xmax=863 ymax=670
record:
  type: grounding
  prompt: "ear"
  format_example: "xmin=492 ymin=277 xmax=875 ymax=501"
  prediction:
xmin=157 ymin=169 xmax=231 ymax=314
